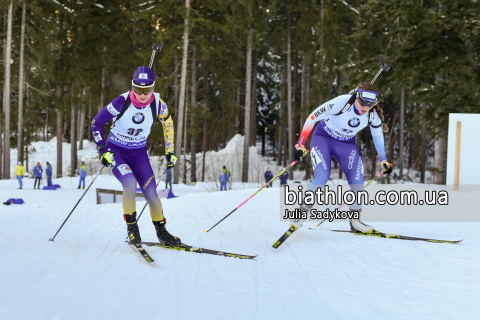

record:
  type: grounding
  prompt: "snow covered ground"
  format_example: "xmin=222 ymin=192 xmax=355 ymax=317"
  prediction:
xmin=1 ymin=175 xmax=479 ymax=319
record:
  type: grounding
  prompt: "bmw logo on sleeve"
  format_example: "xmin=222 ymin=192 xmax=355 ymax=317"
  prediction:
xmin=348 ymin=117 xmax=360 ymax=128
xmin=132 ymin=112 xmax=145 ymax=124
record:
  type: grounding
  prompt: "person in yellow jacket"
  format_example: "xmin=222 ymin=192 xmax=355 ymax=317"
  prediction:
xmin=78 ymin=161 xmax=87 ymax=189
xmin=16 ymin=161 xmax=25 ymax=189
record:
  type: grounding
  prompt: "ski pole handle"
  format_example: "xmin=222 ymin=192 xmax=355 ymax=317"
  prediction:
xmin=370 ymin=58 xmax=391 ymax=84
xmin=149 ymin=43 xmax=164 ymax=68
xmin=205 ymin=152 xmax=309 ymax=233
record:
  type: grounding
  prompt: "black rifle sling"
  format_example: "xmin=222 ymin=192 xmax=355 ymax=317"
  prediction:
xmin=333 ymin=93 xmax=356 ymax=116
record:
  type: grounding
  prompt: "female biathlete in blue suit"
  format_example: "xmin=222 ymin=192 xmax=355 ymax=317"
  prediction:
xmin=292 ymin=82 xmax=392 ymax=233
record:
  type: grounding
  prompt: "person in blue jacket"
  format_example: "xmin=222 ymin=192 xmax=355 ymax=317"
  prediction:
xmin=46 ymin=162 xmax=53 ymax=186
xmin=78 ymin=161 xmax=87 ymax=189
xmin=33 ymin=162 xmax=43 ymax=189
xmin=220 ymin=166 xmax=230 ymax=191
xmin=265 ymin=167 xmax=273 ymax=188
xmin=279 ymin=166 xmax=289 ymax=186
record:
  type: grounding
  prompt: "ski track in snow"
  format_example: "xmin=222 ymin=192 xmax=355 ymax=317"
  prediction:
xmin=1 ymin=178 xmax=479 ymax=319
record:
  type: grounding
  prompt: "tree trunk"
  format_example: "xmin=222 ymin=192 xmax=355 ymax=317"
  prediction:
xmin=70 ymin=104 xmax=77 ymax=177
xmin=242 ymin=28 xmax=253 ymax=183
xmin=250 ymin=53 xmax=257 ymax=147
xmin=2 ymin=0 xmax=13 ymax=179
xmin=25 ymin=78 xmax=30 ymax=167
xmin=183 ymin=98 xmax=188 ymax=184
xmin=174 ymin=54 xmax=179 ymax=125
xmin=173 ymin=0 xmax=190 ymax=184
xmin=190 ymin=45 xmax=197 ymax=182
xmin=17 ymin=0 xmax=27 ymax=163
xmin=56 ymin=106 xmax=63 ymax=178
xmin=78 ymin=88 xmax=86 ymax=150
xmin=99 ymin=47 xmax=107 ymax=112
xmin=434 ymin=135 xmax=446 ymax=184
xmin=420 ymin=104 xmax=427 ymax=183
xmin=277 ymin=66 xmax=285 ymax=166
xmin=433 ymin=68 xmax=446 ymax=184
xmin=300 ymin=56 xmax=307 ymax=129
xmin=301 ymin=57 xmax=311 ymax=179
xmin=287 ymin=12 xmax=294 ymax=179
xmin=87 ymin=96 xmax=92 ymax=141
xmin=77 ymin=109 xmax=81 ymax=148
xmin=25 ymin=142 xmax=28 ymax=172
xmin=399 ymin=85 xmax=405 ymax=179
xmin=78 ymin=109 xmax=85 ymax=150
xmin=236 ymin=88 xmax=240 ymax=135
xmin=201 ymin=65 xmax=209 ymax=182
xmin=292 ymin=53 xmax=297 ymax=119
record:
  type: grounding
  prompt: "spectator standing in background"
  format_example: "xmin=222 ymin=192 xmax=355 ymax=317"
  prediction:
xmin=265 ymin=167 xmax=273 ymax=188
xmin=46 ymin=162 xmax=53 ymax=187
xmin=33 ymin=162 xmax=43 ymax=189
xmin=16 ymin=161 xmax=25 ymax=189
xmin=165 ymin=166 xmax=173 ymax=190
xmin=78 ymin=161 xmax=87 ymax=189
xmin=220 ymin=166 xmax=230 ymax=191
xmin=279 ymin=167 xmax=289 ymax=186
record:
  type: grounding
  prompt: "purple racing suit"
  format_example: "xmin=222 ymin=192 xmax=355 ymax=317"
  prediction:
xmin=91 ymin=91 xmax=174 ymax=221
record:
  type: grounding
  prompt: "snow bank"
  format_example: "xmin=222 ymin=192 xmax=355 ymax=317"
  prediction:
xmin=9 ymin=138 xmax=100 ymax=179
xmin=8 ymin=135 xmax=305 ymax=190
xmin=172 ymin=134 xmax=304 ymax=191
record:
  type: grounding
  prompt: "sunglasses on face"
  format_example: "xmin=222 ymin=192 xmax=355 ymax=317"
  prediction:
xmin=356 ymin=89 xmax=378 ymax=108
xmin=132 ymin=86 xmax=154 ymax=95
xmin=358 ymin=99 xmax=375 ymax=109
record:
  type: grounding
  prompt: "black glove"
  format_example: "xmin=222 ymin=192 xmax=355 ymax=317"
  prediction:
xmin=381 ymin=160 xmax=393 ymax=175
xmin=293 ymin=144 xmax=308 ymax=162
xmin=166 ymin=152 xmax=177 ymax=168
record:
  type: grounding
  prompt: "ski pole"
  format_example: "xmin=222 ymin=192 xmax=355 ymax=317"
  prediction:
xmin=313 ymin=165 xmax=391 ymax=228
xmin=49 ymin=166 xmax=105 ymax=241
xmin=205 ymin=153 xmax=309 ymax=233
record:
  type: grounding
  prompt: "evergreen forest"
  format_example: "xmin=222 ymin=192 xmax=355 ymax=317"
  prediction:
xmin=0 ymin=0 xmax=479 ymax=184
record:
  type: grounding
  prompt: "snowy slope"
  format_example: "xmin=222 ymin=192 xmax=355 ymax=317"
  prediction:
xmin=0 ymin=177 xmax=479 ymax=320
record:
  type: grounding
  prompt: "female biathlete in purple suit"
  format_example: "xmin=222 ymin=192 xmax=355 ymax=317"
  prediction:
xmin=91 ymin=66 xmax=181 ymax=246
xmin=292 ymin=82 xmax=392 ymax=233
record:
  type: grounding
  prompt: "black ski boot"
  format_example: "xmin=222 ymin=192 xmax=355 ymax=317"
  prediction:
xmin=153 ymin=219 xmax=181 ymax=247
xmin=124 ymin=212 xmax=142 ymax=243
